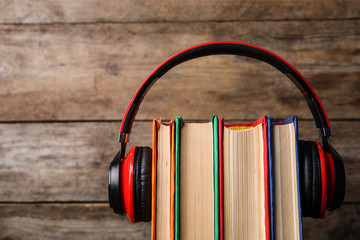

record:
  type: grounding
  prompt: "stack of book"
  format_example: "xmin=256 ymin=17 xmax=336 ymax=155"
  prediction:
xmin=151 ymin=115 xmax=302 ymax=240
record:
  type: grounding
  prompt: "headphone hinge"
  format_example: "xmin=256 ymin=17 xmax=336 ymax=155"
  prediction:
xmin=321 ymin=136 xmax=332 ymax=152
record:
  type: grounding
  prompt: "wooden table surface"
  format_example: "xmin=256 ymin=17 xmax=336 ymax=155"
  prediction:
xmin=0 ymin=1 xmax=359 ymax=239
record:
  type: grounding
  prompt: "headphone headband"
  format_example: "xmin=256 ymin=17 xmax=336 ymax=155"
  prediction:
xmin=119 ymin=41 xmax=331 ymax=148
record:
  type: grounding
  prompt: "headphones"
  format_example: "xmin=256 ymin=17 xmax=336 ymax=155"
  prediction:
xmin=108 ymin=41 xmax=345 ymax=222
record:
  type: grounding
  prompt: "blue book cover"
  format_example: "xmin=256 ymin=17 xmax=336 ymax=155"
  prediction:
xmin=268 ymin=116 xmax=303 ymax=240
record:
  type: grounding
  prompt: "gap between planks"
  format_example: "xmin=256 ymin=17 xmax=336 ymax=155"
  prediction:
xmin=0 ymin=17 xmax=360 ymax=26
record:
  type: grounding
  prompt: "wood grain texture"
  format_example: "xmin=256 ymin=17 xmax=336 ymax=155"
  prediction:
xmin=0 ymin=20 xmax=359 ymax=121
xmin=0 ymin=121 xmax=152 ymax=202
xmin=1 ymin=1 xmax=359 ymax=238
xmin=0 ymin=0 xmax=359 ymax=24
xmin=0 ymin=203 xmax=358 ymax=240
xmin=0 ymin=203 xmax=151 ymax=240
xmin=302 ymin=203 xmax=360 ymax=240
xmin=0 ymin=120 xmax=358 ymax=203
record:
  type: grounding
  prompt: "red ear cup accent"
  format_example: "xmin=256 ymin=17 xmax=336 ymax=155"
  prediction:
xmin=327 ymin=146 xmax=346 ymax=211
xmin=325 ymin=152 xmax=336 ymax=207
xmin=120 ymin=147 xmax=136 ymax=222
xmin=109 ymin=146 xmax=152 ymax=222
xmin=315 ymin=141 xmax=327 ymax=218
xmin=108 ymin=147 xmax=136 ymax=221
xmin=297 ymin=140 xmax=345 ymax=218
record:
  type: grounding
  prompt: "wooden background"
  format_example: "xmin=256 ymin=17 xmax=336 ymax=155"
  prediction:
xmin=0 ymin=1 xmax=359 ymax=239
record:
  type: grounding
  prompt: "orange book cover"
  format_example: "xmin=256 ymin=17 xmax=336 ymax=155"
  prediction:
xmin=151 ymin=119 xmax=175 ymax=240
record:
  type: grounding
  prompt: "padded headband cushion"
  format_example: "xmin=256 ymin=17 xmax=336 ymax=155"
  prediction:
xmin=133 ymin=146 xmax=152 ymax=222
xmin=299 ymin=140 xmax=322 ymax=218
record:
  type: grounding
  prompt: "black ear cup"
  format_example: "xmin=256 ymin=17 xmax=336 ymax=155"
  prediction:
xmin=327 ymin=145 xmax=345 ymax=211
xmin=298 ymin=140 xmax=323 ymax=218
xmin=133 ymin=146 xmax=153 ymax=222
xmin=108 ymin=150 xmax=124 ymax=215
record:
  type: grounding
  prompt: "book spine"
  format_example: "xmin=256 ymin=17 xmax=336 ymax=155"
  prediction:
xmin=218 ymin=117 xmax=224 ymax=240
xmin=151 ymin=120 xmax=159 ymax=240
xmin=212 ymin=115 xmax=220 ymax=240
xmin=174 ymin=117 xmax=183 ymax=240
xmin=170 ymin=120 xmax=175 ymax=240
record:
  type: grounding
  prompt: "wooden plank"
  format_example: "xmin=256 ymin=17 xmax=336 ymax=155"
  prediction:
xmin=0 ymin=0 xmax=358 ymax=24
xmin=0 ymin=203 xmax=358 ymax=240
xmin=0 ymin=203 xmax=151 ymax=240
xmin=302 ymin=204 xmax=360 ymax=240
xmin=0 ymin=120 xmax=358 ymax=202
xmin=0 ymin=121 xmax=152 ymax=202
xmin=0 ymin=20 xmax=359 ymax=121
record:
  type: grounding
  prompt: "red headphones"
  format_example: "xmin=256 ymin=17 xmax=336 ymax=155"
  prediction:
xmin=108 ymin=41 xmax=345 ymax=222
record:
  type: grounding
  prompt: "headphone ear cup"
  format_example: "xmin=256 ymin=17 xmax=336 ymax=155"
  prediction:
xmin=327 ymin=146 xmax=345 ymax=211
xmin=298 ymin=140 xmax=323 ymax=218
xmin=108 ymin=150 xmax=124 ymax=215
xmin=133 ymin=146 xmax=152 ymax=222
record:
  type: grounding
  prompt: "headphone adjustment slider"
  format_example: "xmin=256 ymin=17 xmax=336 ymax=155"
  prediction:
xmin=118 ymin=133 xmax=129 ymax=143
xmin=318 ymin=127 xmax=332 ymax=138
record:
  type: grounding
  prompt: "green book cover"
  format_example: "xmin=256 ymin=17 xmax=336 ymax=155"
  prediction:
xmin=212 ymin=114 xmax=220 ymax=240
xmin=174 ymin=117 xmax=183 ymax=240
xmin=174 ymin=116 xmax=219 ymax=240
